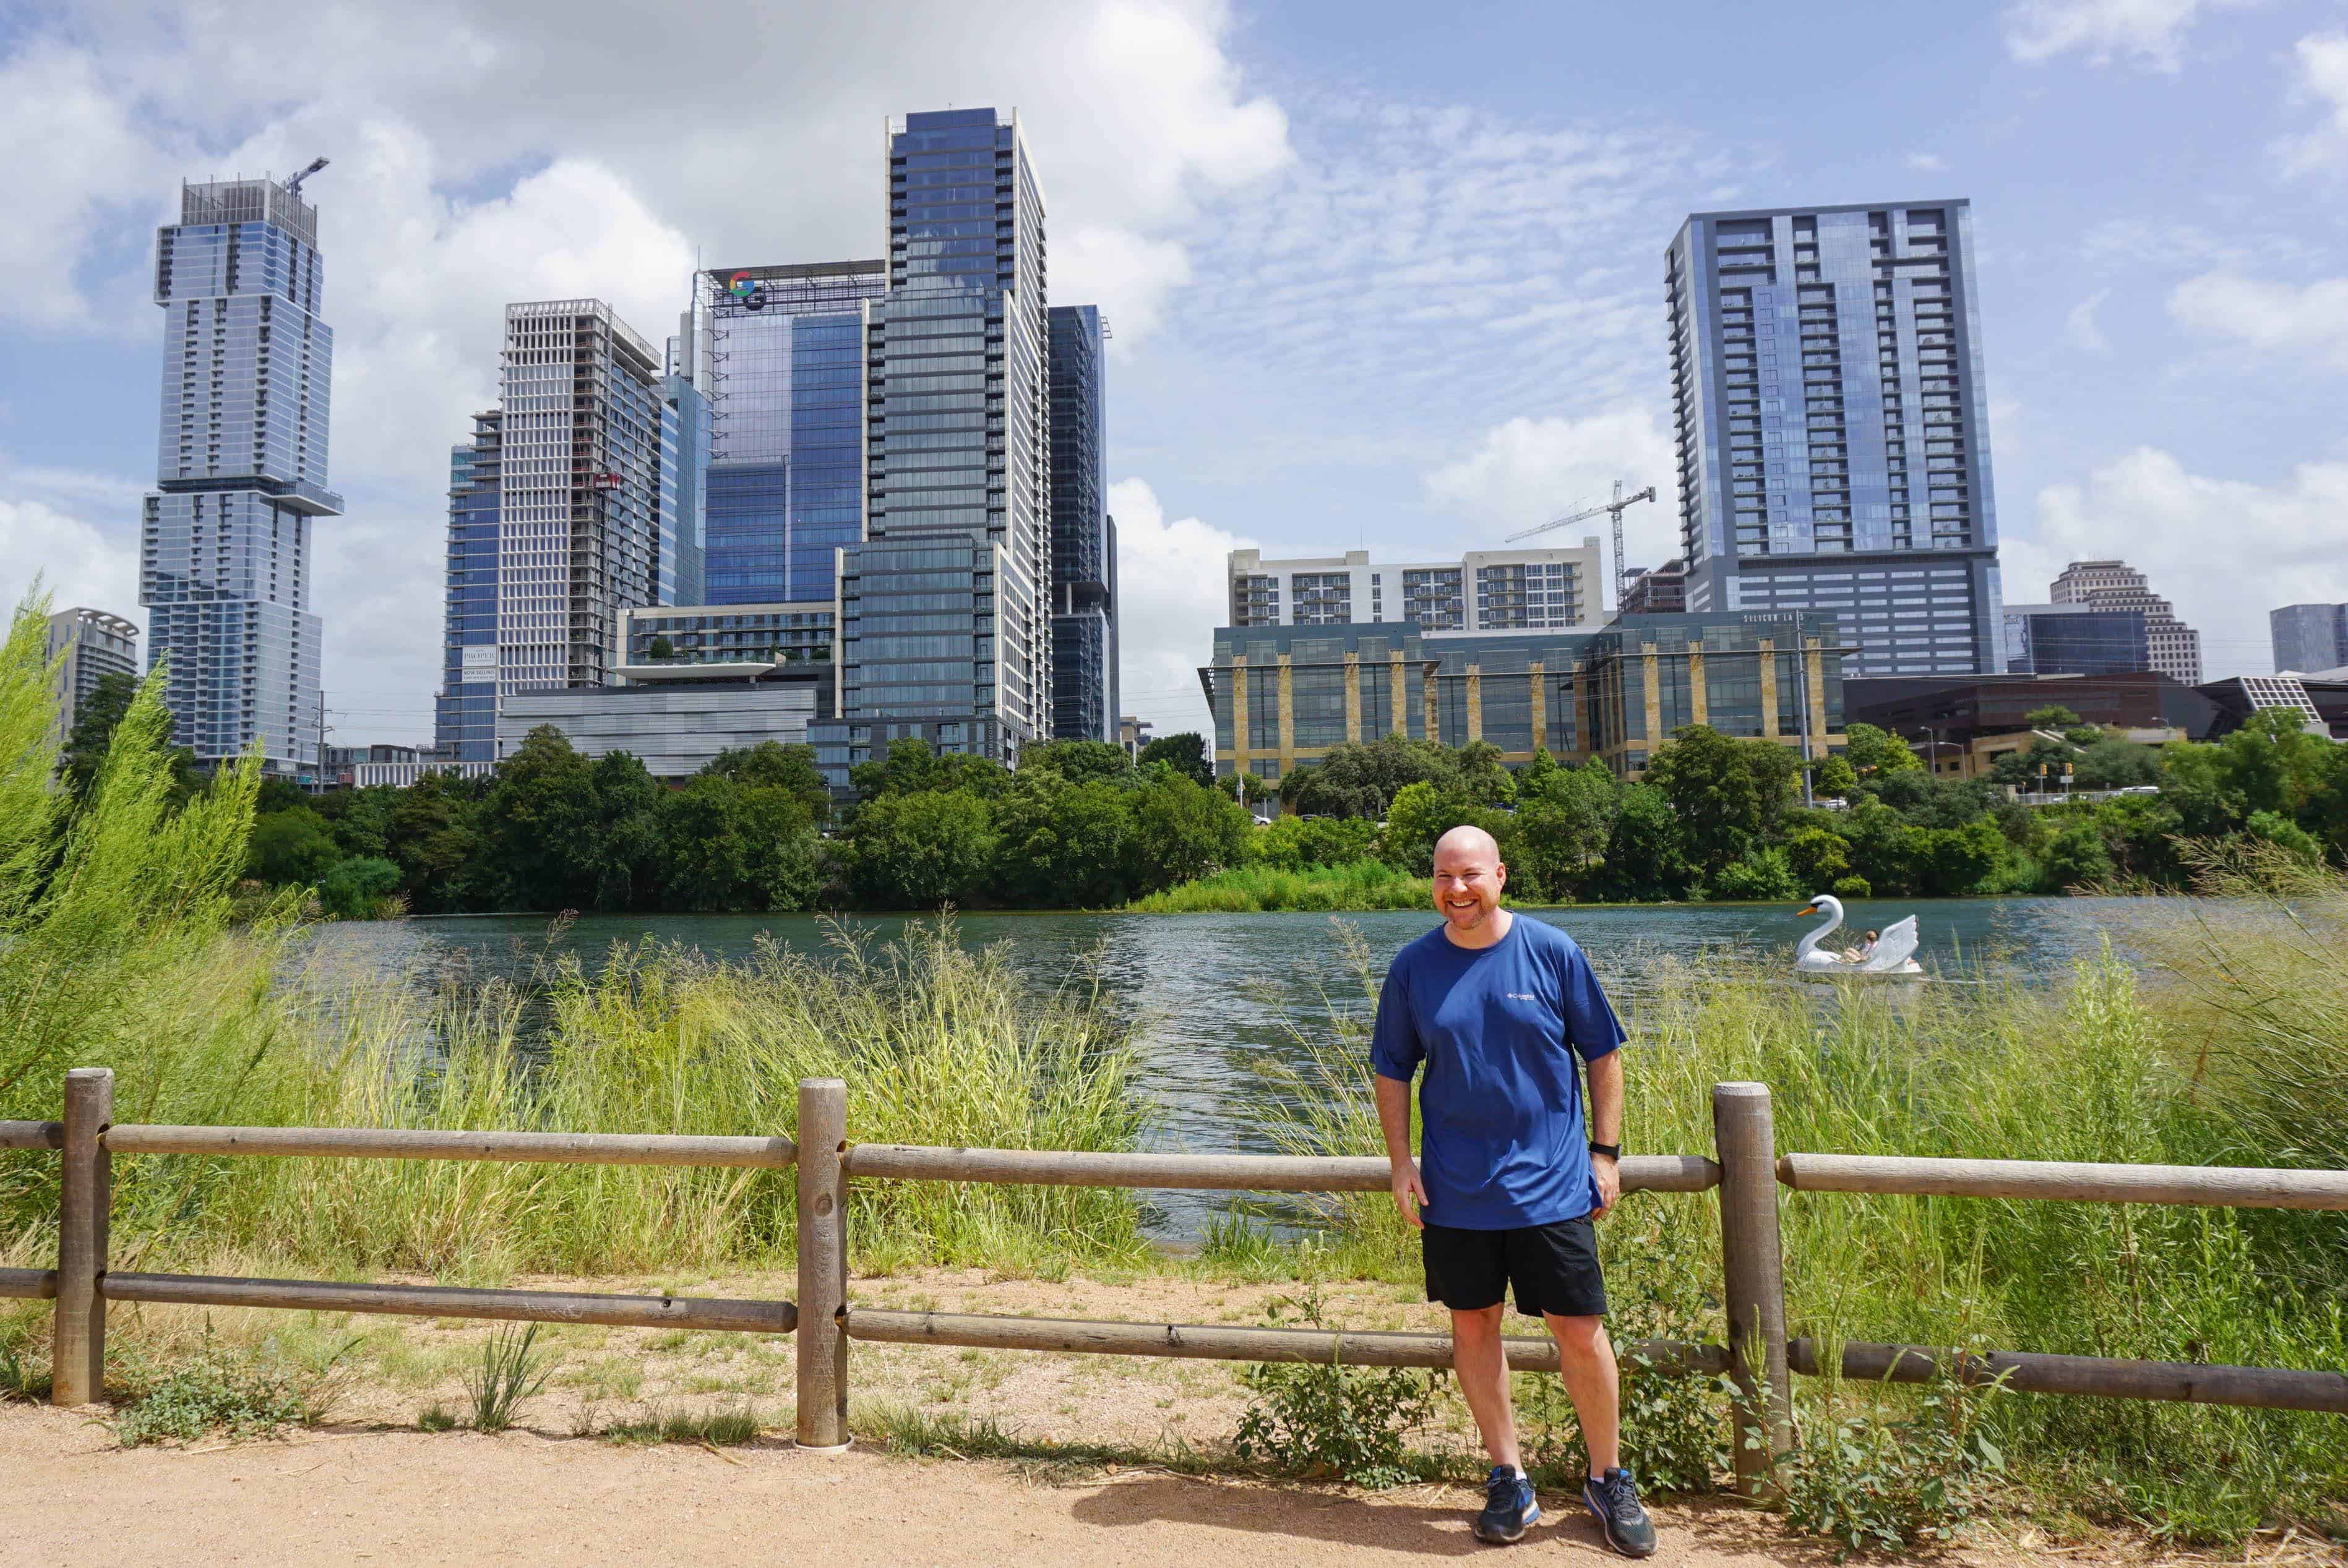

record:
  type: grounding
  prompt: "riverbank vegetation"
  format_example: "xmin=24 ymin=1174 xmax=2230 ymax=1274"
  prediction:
xmin=4 ymin=600 xmax=2345 ymax=1546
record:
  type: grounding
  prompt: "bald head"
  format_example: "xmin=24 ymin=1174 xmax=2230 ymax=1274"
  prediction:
xmin=1433 ymin=824 xmax=1502 ymax=870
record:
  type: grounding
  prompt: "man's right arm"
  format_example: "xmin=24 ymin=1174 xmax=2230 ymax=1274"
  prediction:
xmin=1374 ymin=1072 xmax=1427 ymax=1228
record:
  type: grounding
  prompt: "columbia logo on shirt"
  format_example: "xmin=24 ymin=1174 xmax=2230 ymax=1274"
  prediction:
xmin=1506 ymin=993 xmax=1539 ymax=1002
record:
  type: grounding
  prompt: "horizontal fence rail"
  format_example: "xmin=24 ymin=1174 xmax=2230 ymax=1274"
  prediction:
xmin=0 ymin=1268 xmax=58 ymax=1300
xmin=848 ymin=1307 xmax=1731 ymax=1376
xmin=844 ymin=1144 xmax=1721 ymax=1194
xmin=1791 ymin=1338 xmax=2348 ymax=1416
xmin=106 ymin=1125 xmax=798 ymax=1170
xmin=103 ymin=1273 xmax=798 ymax=1335
xmin=1778 ymin=1152 xmax=2348 ymax=1210
xmin=0 ymin=1120 xmax=62 ymax=1151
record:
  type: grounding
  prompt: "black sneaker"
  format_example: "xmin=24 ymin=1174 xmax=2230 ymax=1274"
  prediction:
xmin=1581 ymin=1467 xmax=1657 ymax=1558
xmin=1473 ymin=1464 xmax=1541 ymax=1544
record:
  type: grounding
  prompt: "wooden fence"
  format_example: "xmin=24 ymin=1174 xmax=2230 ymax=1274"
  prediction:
xmin=3 ymin=1068 xmax=2344 ymax=1489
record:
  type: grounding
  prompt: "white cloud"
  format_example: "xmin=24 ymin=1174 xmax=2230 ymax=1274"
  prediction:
xmin=2064 ymin=289 xmax=2112 ymax=352
xmin=0 ymin=496 xmax=142 ymax=632
xmin=2009 ymin=449 xmax=2348 ymax=678
xmin=1422 ymin=409 xmax=1680 ymax=589
xmin=2273 ymin=32 xmax=2348 ymax=174
xmin=1905 ymin=152 xmax=1949 ymax=173
xmin=2168 ymin=272 xmax=2348 ymax=367
xmin=1055 ymin=228 xmax=1195 ymax=349
xmin=1106 ymin=476 xmax=1252 ymax=738
xmin=2000 ymin=0 xmax=2244 ymax=71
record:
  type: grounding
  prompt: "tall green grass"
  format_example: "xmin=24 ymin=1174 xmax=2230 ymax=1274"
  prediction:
xmin=1246 ymin=893 xmax=2348 ymax=1544
xmin=1129 ymin=858 xmax=1428 ymax=913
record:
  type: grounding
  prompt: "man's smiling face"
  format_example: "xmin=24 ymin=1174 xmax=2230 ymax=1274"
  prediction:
xmin=1430 ymin=826 xmax=1507 ymax=933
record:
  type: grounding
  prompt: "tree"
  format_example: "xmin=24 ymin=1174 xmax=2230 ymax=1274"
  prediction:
xmin=386 ymin=771 xmax=487 ymax=912
xmin=319 ymin=856 xmax=400 ymax=919
xmin=1455 ymin=740 xmax=1517 ymax=807
xmin=1278 ymin=734 xmax=1460 ymax=820
xmin=2024 ymin=705 xmax=2085 ymax=732
xmin=1514 ymin=761 xmax=1620 ymax=893
xmin=1781 ymin=821 xmax=1852 ymax=894
xmin=1129 ymin=773 xmax=1252 ymax=892
xmin=660 ymin=775 xmax=820 ymax=911
xmin=1842 ymin=722 xmax=1924 ymax=779
xmin=850 ymin=737 xmax=1010 ymax=802
xmin=1593 ymin=783 xmax=1695 ymax=902
xmin=2042 ymin=818 xmax=2114 ymax=890
xmin=58 ymin=670 xmax=137 ymax=796
xmin=2074 ymin=737 xmax=2160 ymax=790
xmin=1812 ymin=753 xmax=1859 ymax=799
xmin=846 ymin=790 xmax=996 ymax=907
xmin=247 ymin=806 xmax=341 ymax=886
xmin=703 ymin=740 xmax=832 ymax=822
xmin=1641 ymin=726 xmax=1798 ymax=876
xmin=991 ymin=775 xmax=1139 ymax=907
xmin=647 ymin=635 xmax=675 ymax=661
xmin=1136 ymin=732 xmax=1214 ymax=787
xmin=1018 ymin=739 xmax=1133 ymax=787
xmin=583 ymin=750 xmax=665 ymax=910
xmin=475 ymin=725 xmax=599 ymax=910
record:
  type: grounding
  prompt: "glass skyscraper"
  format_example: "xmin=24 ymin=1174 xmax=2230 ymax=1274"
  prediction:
xmin=823 ymin=107 xmax=1051 ymax=776
xmin=2271 ymin=602 xmax=2347 ymax=675
xmin=1047 ymin=304 xmax=1115 ymax=742
xmin=1667 ymin=200 xmax=2003 ymax=677
xmin=141 ymin=175 xmax=342 ymax=779
xmin=686 ymin=261 xmax=884 ymax=606
xmin=434 ymin=299 xmax=682 ymax=760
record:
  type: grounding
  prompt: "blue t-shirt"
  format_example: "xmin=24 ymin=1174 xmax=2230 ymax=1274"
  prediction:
xmin=1370 ymin=914 xmax=1627 ymax=1230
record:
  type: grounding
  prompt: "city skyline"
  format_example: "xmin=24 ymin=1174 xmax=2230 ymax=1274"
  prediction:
xmin=8 ymin=2 xmax=2348 ymax=745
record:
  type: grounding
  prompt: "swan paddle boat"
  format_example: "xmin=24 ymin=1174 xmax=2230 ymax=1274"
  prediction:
xmin=1793 ymin=894 xmax=1923 ymax=977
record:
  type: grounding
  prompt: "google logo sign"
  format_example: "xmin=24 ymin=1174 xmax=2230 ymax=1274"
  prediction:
xmin=727 ymin=271 xmax=763 ymax=309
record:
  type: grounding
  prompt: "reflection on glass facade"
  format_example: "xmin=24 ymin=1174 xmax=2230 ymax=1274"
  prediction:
xmin=1669 ymin=201 xmax=2002 ymax=677
xmin=2271 ymin=602 xmax=2348 ymax=675
xmin=829 ymin=106 xmax=1050 ymax=776
xmin=141 ymin=175 xmax=342 ymax=779
xmin=2001 ymin=603 xmax=2149 ymax=676
xmin=1048 ymin=304 xmax=1115 ymax=742
xmin=1202 ymin=612 xmax=1846 ymax=783
xmin=688 ymin=262 xmax=884 ymax=605
xmin=434 ymin=411 xmax=502 ymax=761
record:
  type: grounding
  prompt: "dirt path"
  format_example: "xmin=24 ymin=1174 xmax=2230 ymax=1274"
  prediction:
xmin=0 ymin=1401 xmax=2070 ymax=1567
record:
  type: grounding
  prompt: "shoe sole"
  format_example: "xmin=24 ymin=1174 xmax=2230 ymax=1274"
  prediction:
xmin=1472 ymin=1503 xmax=1540 ymax=1544
xmin=1581 ymin=1488 xmax=1656 ymax=1559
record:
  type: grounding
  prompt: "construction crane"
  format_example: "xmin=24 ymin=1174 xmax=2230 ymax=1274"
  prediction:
xmin=284 ymin=156 xmax=330 ymax=198
xmin=1505 ymin=479 xmax=1658 ymax=614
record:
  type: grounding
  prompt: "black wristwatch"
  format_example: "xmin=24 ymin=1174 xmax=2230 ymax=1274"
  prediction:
xmin=1589 ymin=1142 xmax=1621 ymax=1161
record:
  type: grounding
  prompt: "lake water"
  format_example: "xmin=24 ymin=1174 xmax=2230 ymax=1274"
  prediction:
xmin=307 ymin=898 xmax=2131 ymax=1238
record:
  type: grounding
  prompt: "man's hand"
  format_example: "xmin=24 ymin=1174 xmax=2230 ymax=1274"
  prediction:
xmin=1391 ymin=1159 xmax=1429 ymax=1229
xmin=1591 ymin=1152 xmax=1621 ymax=1221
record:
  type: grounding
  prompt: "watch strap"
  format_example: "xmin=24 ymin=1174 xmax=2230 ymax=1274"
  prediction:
xmin=1589 ymin=1141 xmax=1622 ymax=1160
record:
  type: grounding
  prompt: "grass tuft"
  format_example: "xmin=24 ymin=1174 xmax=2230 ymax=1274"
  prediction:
xmin=464 ymin=1323 xmax=553 ymax=1434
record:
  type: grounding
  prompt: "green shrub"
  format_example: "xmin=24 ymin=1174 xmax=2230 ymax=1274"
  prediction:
xmin=1773 ymin=1364 xmax=2010 ymax=1557
xmin=1830 ymin=874 xmax=1872 ymax=899
xmin=114 ymin=1334 xmax=345 ymax=1446
xmin=1232 ymin=1280 xmax=1439 ymax=1487
xmin=318 ymin=855 xmax=400 ymax=919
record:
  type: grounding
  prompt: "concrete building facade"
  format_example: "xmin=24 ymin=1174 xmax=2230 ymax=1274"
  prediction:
xmin=43 ymin=608 xmax=140 ymax=743
xmin=141 ymin=174 xmax=342 ymax=779
xmin=1667 ymin=200 xmax=2003 ymax=677
xmin=1226 ymin=543 xmax=1606 ymax=635
xmin=2049 ymin=560 xmax=2200 ymax=685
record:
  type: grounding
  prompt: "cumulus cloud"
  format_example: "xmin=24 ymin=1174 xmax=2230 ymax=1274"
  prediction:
xmin=1905 ymin=152 xmax=1949 ymax=173
xmin=2008 ymin=449 xmax=2348 ymax=679
xmin=2168 ymin=272 xmax=2348 ymax=367
xmin=2273 ymin=32 xmax=2348 ymax=174
xmin=1422 ymin=409 xmax=1679 ymax=588
xmin=2064 ymin=289 xmax=2112 ymax=352
xmin=0 ymin=493 xmax=143 ymax=630
xmin=1106 ymin=476 xmax=1252 ymax=740
xmin=2000 ymin=0 xmax=2245 ymax=72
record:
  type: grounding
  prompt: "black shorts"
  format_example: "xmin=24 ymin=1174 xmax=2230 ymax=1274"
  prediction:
xmin=1422 ymin=1217 xmax=1608 ymax=1319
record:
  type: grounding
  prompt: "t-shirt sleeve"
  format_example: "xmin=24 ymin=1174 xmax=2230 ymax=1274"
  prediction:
xmin=1558 ymin=943 xmax=1628 ymax=1063
xmin=1369 ymin=958 xmax=1422 ymax=1082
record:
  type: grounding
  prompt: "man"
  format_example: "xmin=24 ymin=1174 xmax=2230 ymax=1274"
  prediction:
xmin=1371 ymin=824 xmax=1657 ymax=1558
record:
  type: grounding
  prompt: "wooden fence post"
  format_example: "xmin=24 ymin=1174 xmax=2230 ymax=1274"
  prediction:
xmin=795 ymin=1077 xmax=849 ymax=1451
xmin=1713 ymin=1081 xmax=1792 ymax=1496
xmin=53 ymin=1068 xmax=113 ymax=1407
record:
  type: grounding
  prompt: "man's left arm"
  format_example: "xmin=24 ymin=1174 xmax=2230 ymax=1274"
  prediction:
xmin=1585 ymin=1047 xmax=1624 ymax=1220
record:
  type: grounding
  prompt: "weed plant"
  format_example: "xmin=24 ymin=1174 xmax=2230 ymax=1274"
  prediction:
xmin=1231 ymin=1275 xmax=1441 ymax=1488
xmin=465 ymin=1323 xmax=553 ymax=1433
xmin=603 ymin=1403 xmax=763 ymax=1446
xmin=111 ymin=1330 xmax=349 ymax=1446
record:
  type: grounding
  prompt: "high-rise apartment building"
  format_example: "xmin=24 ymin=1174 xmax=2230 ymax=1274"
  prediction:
xmin=663 ymin=363 xmax=708 ymax=607
xmin=140 ymin=174 xmax=342 ymax=779
xmin=1227 ymin=543 xmax=1605 ymax=636
xmin=434 ymin=409 xmax=502 ymax=761
xmin=43 ymin=608 xmax=140 ymax=742
xmin=1667 ymin=200 xmax=2003 ymax=677
xmin=1047 ymin=304 xmax=1116 ymax=742
xmin=824 ymin=106 xmax=1052 ymax=776
xmin=435 ymin=299 xmax=683 ymax=760
xmin=684 ymin=261 xmax=884 ymax=606
xmin=2050 ymin=560 xmax=2200 ymax=685
xmin=2271 ymin=602 xmax=2348 ymax=675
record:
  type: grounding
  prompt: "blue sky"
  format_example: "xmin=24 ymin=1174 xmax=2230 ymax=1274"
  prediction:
xmin=4 ymin=0 xmax=2347 ymax=745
